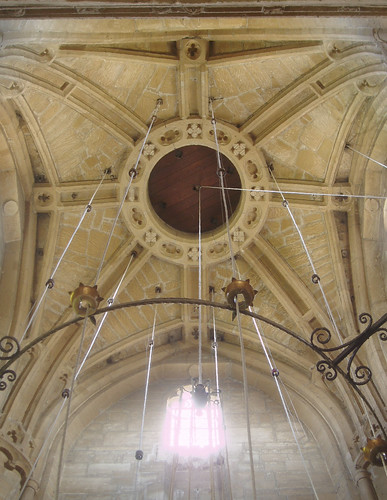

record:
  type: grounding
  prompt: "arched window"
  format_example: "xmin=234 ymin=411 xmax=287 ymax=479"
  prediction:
xmin=163 ymin=385 xmax=224 ymax=458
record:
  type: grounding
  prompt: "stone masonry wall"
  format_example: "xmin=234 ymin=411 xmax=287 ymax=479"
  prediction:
xmin=58 ymin=378 xmax=338 ymax=499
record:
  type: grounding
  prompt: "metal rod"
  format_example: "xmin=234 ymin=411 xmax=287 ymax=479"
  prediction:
xmin=55 ymin=309 xmax=89 ymax=500
xmin=201 ymin=184 xmax=386 ymax=201
xmin=274 ymin=376 xmax=320 ymax=499
xmin=235 ymin=300 xmax=256 ymax=499
xmin=20 ymin=171 xmax=108 ymax=343
xmin=346 ymin=144 xmax=387 ymax=170
xmin=1 ymin=299 xmax=386 ymax=440
xmin=209 ymin=100 xmax=238 ymax=278
xmin=198 ymin=188 xmax=203 ymax=384
xmin=94 ymin=99 xmax=162 ymax=284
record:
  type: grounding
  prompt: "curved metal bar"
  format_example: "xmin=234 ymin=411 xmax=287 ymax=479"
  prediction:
xmin=0 ymin=297 xmax=317 ymax=377
xmin=312 ymin=312 xmax=387 ymax=386
xmin=0 ymin=297 xmax=385 ymax=438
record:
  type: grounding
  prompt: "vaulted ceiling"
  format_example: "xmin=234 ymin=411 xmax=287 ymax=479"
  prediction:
xmin=0 ymin=7 xmax=386 ymax=499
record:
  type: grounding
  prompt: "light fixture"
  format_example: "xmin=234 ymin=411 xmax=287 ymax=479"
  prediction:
xmin=362 ymin=437 xmax=387 ymax=467
xmin=0 ymin=95 xmax=386 ymax=500
xmin=162 ymin=383 xmax=224 ymax=460
xmin=191 ymin=382 xmax=209 ymax=409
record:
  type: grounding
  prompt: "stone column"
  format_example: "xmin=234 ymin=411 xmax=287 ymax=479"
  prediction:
xmin=20 ymin=479 xmax=39 ymax=500
xmin=355 ymin=468 xmax=378 ymax=500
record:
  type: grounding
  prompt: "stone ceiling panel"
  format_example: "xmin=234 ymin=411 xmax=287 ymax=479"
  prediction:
xmin=260 ymin=207 xmax=349 ymax=337
xmin=24 ymin=88 xmax=129 ymax=181
xmin=93 ymin=256 xmax=182 ymax=350
xmin=39 ymin=208 xmax=131 ymax=333
xmin=261 ymin=86 xmax=356 ymax=181
xmin=317 ymin=52 xmax=383 ymax=89
xmin=1 ymin=53 xmax=68 ymax=88
xmin=56 ymin=54 xmax=178 ymax=123
xmin=209 ymin=51 xmax=326 ymax=126
xmin=209 ymin=40 xmax=321 ymax=56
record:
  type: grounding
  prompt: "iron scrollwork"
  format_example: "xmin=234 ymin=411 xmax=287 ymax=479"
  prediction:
xmin=359 ymin=312 xmax=372 ymax=326
xmin=0 ymin=336 xmax=20 ymax=390
xmin=353 ymin=365 xmax=373 ymax=385
xmin=0 ymin=369 xmax=17 ymax=390
xmin=313 ymin=312 xmax=387 ymax=386
xmin=316 ymin=360 xmax=338 ymax=381
xmin=311 ymin=326 xmax=331 ymax=347
xmin=0 ymin=336 xmax=20 ymax=360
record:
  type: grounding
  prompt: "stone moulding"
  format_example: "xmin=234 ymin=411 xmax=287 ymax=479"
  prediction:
xmin=120 ymin=117 xmax=270 ymax=265
xmin=0 ymin=3 xmax=387 ymax=19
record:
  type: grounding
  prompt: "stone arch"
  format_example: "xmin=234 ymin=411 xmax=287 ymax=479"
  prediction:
xmin=35 ymin=344 xmax=359 ymax=498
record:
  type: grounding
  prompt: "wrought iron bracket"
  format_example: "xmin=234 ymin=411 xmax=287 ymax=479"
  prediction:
xmin=313 ymin=312 xmax=387 ymax=385
xmin=0 ymin=300 xmax=386 ymax=439
xmin=0 ymin=336 xmax=20 ymax=391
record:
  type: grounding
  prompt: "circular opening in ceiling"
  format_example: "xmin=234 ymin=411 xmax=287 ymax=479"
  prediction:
xmin=148 ymin=145 xmax=241 ymax=234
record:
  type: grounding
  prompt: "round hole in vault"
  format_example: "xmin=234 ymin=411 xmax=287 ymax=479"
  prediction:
xmin=148 ymin=145 xmax=241 ymax=234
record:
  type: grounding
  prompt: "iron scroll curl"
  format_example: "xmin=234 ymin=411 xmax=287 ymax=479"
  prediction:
xmin=359 ymin=312 xmax=372 ymax=327
xmin=0 ymin=336 xmax=20 ymax=360
xmin=316 ymin=360 xmax=337 ymax=381
xmin=352 ymin=365 xmax=372 ymax=386
xmin=311 ymin=327 xmax=332 ymax=348
xmin=0 ymin=369 xmax=16 ymax=391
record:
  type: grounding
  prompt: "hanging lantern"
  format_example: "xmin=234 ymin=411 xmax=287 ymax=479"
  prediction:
xmin=362 ymin=437 xmax=387 ymax=467
xmin=222 ymin=278 xmax=257 ymax=319
xmin=69 ymin=283 xmax=103 ymax=317
xmin=191 ymin=383 xmax=209 ymax=409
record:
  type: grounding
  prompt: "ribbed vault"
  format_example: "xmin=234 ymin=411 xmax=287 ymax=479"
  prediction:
xmin=0 ymin=10 xmax=386 ymax=500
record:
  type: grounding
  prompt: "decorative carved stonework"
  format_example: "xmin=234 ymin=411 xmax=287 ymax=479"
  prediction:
xmin=232 ymin=142 xmax=247 ymax=158
xmin=179 ymin=38 xmax=207 ymax=65
xmin=187 ymin=247 xmax=200 ymax=261
xmin=187 ymin=123 xmax=202 ymax=139
xmin=144 ymin=228 xmax=158 ymax=246
xmin=250 ymin=186 xmax=265 ymax=200
xmin=244 ymin=207 xmax=260 ymax=228
xmin=208 ymin=128 xmax=231 ymax=145
xmin=142 ymin=143 xmax=156 ymax=159
xmin=131 ymin=207 xmax=146 ymax=227
xmin=161 ymin=242 xmax=183 ymax=258
xmin=246 ymin=160 xmax=263 ymax=181
xmin=207 ymin=242 xmax=227 ymax=258
xmin=159 ymin=129 xmax=182 ymax=145
xmin=121 ymin=118 xmax=269 ymax=265
xmin=232 ymin=229 xmax=245 ymax=243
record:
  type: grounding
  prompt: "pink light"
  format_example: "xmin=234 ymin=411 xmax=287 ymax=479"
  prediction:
xmin=163 ymin=390 xmax=224 ymax=458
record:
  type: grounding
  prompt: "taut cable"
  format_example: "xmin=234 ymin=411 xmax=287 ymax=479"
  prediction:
xmin=235 ymin=300 xmax=256 ymax=500
xmin=198 ymin=188 xmax=203 ymax=385
xmin=134 ymin=305 xmax=158 ymax=496
xmin=18 ymin=397 xmax=67 ymax=500
xmin=75 ymin=251 xmax=136 ymax=380
xmin=20 ymin=170 xmax=108 ymax=343
xmin=201 ymin=184 xmax=386 ymax=201
xmin=269 ymin=169 xmax=343 ymax=344
xmin=94 ymin=99 xmax=162 ymax=285
xmin=55 ymin=308 xmax=90 ymax=500
xmin=346 ymin=144 xmax=387 ymax=170
xmin=210 ymin=288 xmax=220 ymax=395
xmin=209 ymin=99 xmax=239 ymax=279
xmin=250 ymin=308 xmax=319 ymax=498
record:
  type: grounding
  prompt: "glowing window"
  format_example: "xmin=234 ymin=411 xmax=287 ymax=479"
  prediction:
xmin=163 ymin=386 xmax=224 ymax=458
